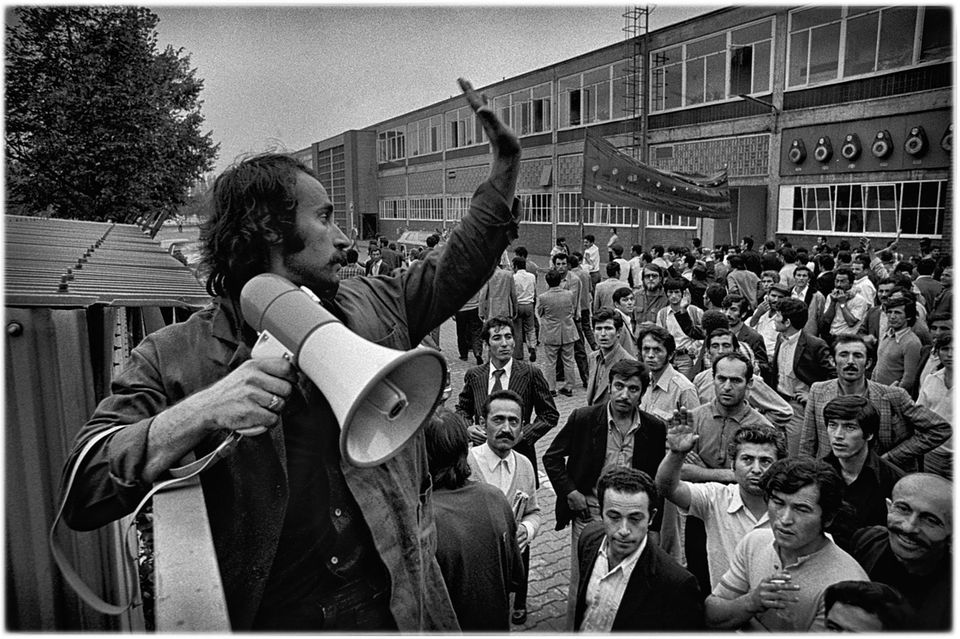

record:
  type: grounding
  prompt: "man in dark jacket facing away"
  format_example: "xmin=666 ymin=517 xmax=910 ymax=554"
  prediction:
xmin=575 ymin=467 xmax=703 ymax=631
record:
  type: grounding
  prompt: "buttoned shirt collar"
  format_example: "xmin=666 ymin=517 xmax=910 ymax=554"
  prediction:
xmin=652 ymin=363 xmax=679 ymax=392
xmin=883 ymin=325 xmax=912 ymax=342
xmin=606 ymin=403 xmax=640 ymax=435
xmin=725 ymin=487 xmax=771 ymax=525
xmin=710 ymin=398 xmax=753 ymax=422
xmin=792 ymin=285 xmax=808 ymax=300
xmin=478 ymin=441 xmax=516 ymax=474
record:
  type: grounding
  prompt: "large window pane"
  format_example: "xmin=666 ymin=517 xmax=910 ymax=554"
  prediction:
xmin=920 ymin=6 xmax=952 ymax=62
xmin=732 ymin=20 xmax=771 ymax=45
xmin=788 ymin=31 xmax=810 ymax=86
xmin=844 ymin=13 xmax=879 ymax=76
xmin=568 ymin=89 xmax=581 ymax=126
xmin=686 ymin=34 xmax=725 ymax=58
xmin=877 ymin=7 xmax=917 ymax=71
xmin=653 ymin=46 xmax=681 ymax=67
xmin=731 ymin=46 xmax=753 ymax=95
xmin=612 ymin=75 xmax=629 ymax=119
xmin=686 ymin=59 xmax=705 ymax=104
xmin=808 ymin=22 xmax=841 ymax=83
xmin=596 ymin=79 xmax=610 ymax=121
xmin=705 ymin=53 xmax=726 ymax=101
xmin=753 ymin=41 xmax=771 ymax=92
xmin=664 ymin=63 xmax=682 ymax=109
xmin=583 ymin=67 xmax=609 ymax=86
xmin=792 ymin=6 xmax=843 ymax=32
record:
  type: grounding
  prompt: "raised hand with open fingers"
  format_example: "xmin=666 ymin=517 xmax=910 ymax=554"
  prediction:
xmin=666 ymin=406 xmax=698 ymax=454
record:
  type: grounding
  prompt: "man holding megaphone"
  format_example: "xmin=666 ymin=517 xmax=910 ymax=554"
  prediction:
xmin=58 ymin=78 xmax=521 ymax=632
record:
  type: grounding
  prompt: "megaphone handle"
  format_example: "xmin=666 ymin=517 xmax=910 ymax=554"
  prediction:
xmin=239 ymin=330 xmax=295 ymax=437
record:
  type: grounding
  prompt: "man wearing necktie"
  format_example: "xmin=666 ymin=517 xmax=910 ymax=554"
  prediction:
xmin=457 ymin=316 xmax=559 ymax=488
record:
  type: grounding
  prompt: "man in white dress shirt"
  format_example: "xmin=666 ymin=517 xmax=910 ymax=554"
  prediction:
xmin=468 ymin=389 xmax=542 ymax=625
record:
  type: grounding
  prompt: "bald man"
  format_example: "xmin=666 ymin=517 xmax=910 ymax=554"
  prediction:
xmin=850 ymin=473 xmax=952 ymax=630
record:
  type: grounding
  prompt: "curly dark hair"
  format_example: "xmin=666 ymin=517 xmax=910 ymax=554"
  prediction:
xmin=200 ymin=153 xmax=315 ymax=298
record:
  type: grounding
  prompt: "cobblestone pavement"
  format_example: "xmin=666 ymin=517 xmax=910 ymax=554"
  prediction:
xmin=437 ymin=314 xmax=585 ymax=633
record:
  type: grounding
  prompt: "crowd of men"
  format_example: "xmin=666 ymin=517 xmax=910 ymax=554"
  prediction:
xmin=442 ymin=229 xmax=952 ymax=631
xmin=59 ymin=79 xmax=951 ymax=633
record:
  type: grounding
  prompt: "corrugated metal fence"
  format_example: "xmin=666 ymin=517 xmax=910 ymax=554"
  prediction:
xmin=5 ymin=215 xmax=209 ymax=630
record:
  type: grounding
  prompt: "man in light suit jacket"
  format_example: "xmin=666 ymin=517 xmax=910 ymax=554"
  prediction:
xmin=575 ymin=467 xmax=703 ymax=631
xmin=585 ymin=308 xmax=636 ymax=405
xmin=537 ymin=268 xmax=580 ymax=396
xmin=457 ymin=316 xmax=559 ymax=486
xmin=479 ymin=263 xmax=518 ymax=322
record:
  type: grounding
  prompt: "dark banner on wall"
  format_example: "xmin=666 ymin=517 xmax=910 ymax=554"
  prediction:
xmin=581 ymin=129 xmax=732 ymax=219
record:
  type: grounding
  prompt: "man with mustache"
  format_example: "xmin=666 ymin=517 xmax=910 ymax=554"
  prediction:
xmin=544 ymin=359 xmax=667 ymax=629
xmin=656 ymin=422 xmax=786 ymax=590
xmin=458 ymin=317 xmax=558 ymax=487
xmin=850 ymin=473 xmax=952 ymax=630
xmin=59 ymin=78 xmax=520 ymax=631
xmin=467 ymin=389 xmax=542 ymax=626
xmin=800 ymin=334 xmax=950 ymax=472
xmin=632 ymin=263 xmax=670 ymax=326
xmin=705 ymin=458 xmax=868 ymax=631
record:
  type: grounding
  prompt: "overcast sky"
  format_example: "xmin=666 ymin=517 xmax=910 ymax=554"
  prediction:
xmin=149 ymin=2 xmax=717 ymax=175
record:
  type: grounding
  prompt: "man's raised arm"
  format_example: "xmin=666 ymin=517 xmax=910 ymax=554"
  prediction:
xmin=458 ymin=78 xmax=520 ymax=204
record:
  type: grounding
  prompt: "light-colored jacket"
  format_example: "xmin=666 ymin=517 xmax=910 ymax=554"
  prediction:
xmin=537 ymin=286 xmax=579 ymax=345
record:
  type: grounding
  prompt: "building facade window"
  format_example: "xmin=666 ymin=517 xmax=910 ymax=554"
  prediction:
xmin=787 ymin=6 xmax=949 ymax=89
xmin=559 ymin=61 xmax=633 ymax=128
xmin=446 ymin=105 xmax=486 ymax=150
xmin=492 ymin=82 xmax=553 ymax=136
xmin=409 ymin=196 xmax=444 ymax=221
xmin=379 ymin=198 xmax=407 ymax=221
xmin=316 ymin=146 xmax=347 ymax=229
xmin=557 ymin=192 xmax=580 ymax=224
xmin=377 ymin=129 xmax=406 ymax=163
xmin=778 ymin=180 xmax=946 ymax=237
xmin=586 ymin=201 xmax=640 ymax=227
xmin=651 ymin=17 xmax=773 ymax=113
xmin=407 ymin=115 xmax=443 ymax=156
xmin=646 ymin=211 xmax=698 ymax=229
xmin=445 ymin=195 xmax=471 ymax=222
xmin=519 ymin=193 xmax=552 ymax=224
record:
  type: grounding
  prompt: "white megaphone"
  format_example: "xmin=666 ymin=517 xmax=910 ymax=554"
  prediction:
xmin=240 ymin=273 xmax=447 ymax=467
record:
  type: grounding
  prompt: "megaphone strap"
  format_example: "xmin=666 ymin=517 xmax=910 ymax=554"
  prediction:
xmin=50 ymin=425 xmax=243 ymax=615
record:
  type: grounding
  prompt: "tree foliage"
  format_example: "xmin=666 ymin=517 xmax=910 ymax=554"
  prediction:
xmin=5 ymin=7 xmax=219 ymax=222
